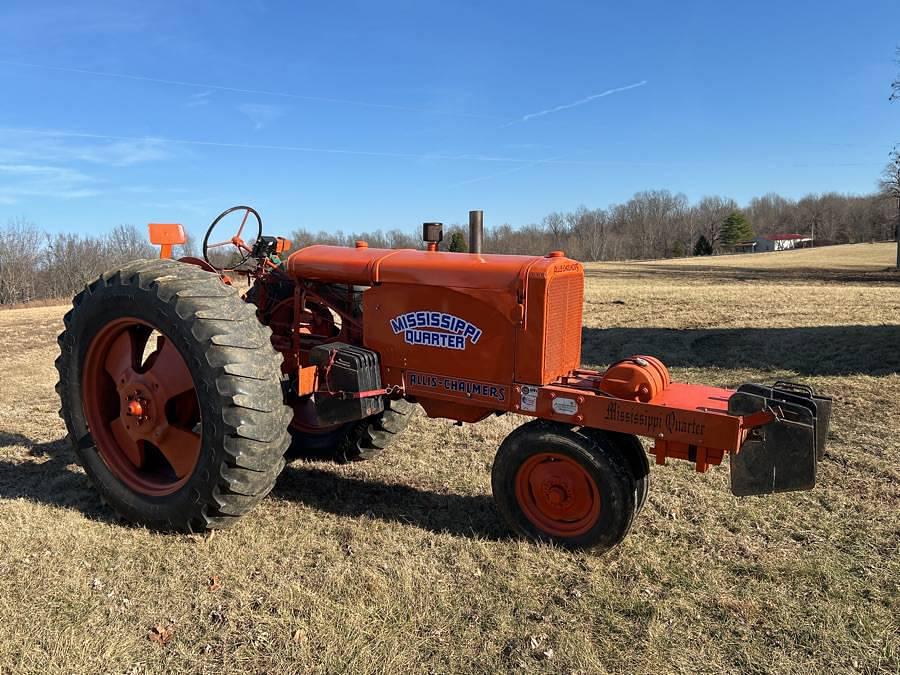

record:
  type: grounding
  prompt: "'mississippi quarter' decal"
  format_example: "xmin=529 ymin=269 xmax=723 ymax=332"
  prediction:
xmin=390 ymin=311 xmax=483 ymax=351
xmin=604 ymin=401 xmax=706 ymax=437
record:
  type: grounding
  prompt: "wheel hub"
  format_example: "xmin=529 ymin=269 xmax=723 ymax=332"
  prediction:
xmin=126 ymin=399 xmax=145 ymax=418
xmin=543 ymin=482 xmax=570 ymax=508
xmin=531 ymin=464 xmax=584 ymax=519
xmin=82 ymin=318 xmax=202 ymax=497
xmin=118 ymin=379 xmax=160 ymax=437
xmin=514 ymin=452 xmax=602 ymax=537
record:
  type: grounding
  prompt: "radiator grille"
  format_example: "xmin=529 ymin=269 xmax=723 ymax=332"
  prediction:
xmin=543 ymin=274 xmax=584 ymax=380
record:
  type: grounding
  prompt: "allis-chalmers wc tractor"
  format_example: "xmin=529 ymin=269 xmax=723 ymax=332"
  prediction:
xmin=56 ymin=207 xmax=832 ymax=552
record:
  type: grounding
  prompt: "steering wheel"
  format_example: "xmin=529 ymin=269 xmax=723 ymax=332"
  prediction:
xmin=202 ymin=205 xmax=263 ymax=271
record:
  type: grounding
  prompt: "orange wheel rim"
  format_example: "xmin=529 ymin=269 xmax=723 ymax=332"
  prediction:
xmin=82 ymin=318 xmax=202 ymax=496
xmin=514 ymin=452 xmax=601 ymax=537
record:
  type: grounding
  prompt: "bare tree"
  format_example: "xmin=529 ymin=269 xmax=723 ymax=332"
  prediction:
xmin=892 ymin=47 xmax=900 ymax=102
xmin=879 ymin=148 xmax=900 ymax=267
xmin=745 ymin=193 xmax=795 ymax=235
xmin=175 ymin=231 xmax=197 ymax=258
xmin=107 ymin=224 xmax=156 ymax=262
xmin=569 ymin=206 xmax=608 ymax=261
xmin=693 ymin=196 xmax=738 ymax=251
xmin=43 ymin=232 xmax=108 ymax=299
xmin=816 ymin=193 xmax=854 ymax=243
xmin=889 ymin=48 xmax=900 ymax=265
xmin=0 ymin=218 xmax=43 ymax=304
xmin=543 ymin=212 xmax=567 ymax=249
xmin=796 ymin=194 xmax=825 ymax=242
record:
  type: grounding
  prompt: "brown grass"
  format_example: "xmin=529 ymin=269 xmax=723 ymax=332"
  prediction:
xmin=0 ymin=297 xmax=70 ymax=312
xmin=590 ymin=242 xmax=900 ymax=285
xmin=629 ymin=241 xmax=897 ymax=271
xmin=0 ymin=243 xmax=898 ymax=674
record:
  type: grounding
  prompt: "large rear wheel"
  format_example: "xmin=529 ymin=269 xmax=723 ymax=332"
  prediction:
xmin=56 ymin=259 xmax=292 ymax=531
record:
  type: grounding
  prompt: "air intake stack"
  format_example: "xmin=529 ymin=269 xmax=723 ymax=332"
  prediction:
xmin=469 ymin=210 xmax=483 ymax=254
xmin=422 ymin=222 xmax=443 ymax=252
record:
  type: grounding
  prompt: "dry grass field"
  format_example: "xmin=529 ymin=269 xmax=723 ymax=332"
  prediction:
xmin=0 ymin=242 xmax=898 ymax=674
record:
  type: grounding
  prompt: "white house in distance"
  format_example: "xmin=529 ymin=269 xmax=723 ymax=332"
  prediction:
xmin=735 ymin=233 xmax=814 ymax=253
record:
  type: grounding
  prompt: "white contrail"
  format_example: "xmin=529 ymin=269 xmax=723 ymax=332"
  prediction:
xmin=503 ymin=80 xmax=647 ymax=127
xmin=0 ymin=60 xmax=499 ymax=120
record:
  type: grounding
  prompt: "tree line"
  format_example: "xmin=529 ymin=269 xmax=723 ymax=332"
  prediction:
xmin=0 ymin=221 xmax=195 ymax=305
xmin=289 ymin=189 xmax=895 ymax=260
xmin=0 ymin=188 xmax=896 ymax=306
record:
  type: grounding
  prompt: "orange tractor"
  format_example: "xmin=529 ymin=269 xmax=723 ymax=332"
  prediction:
xmin=56 ymin=207 xmax=831 ymax=552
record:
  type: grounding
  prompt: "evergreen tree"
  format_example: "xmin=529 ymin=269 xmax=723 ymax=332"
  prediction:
xmin=672 ymin=240 xmax=686 ymax=257
xmin=448 ymin=231 xmax=467 ymax=252
xmin=720 ymin=211 xmax=753 ymax=247
xmin=693 ymin=234 xmax=713 ymax=256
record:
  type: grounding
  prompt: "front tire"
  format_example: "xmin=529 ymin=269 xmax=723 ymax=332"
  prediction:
xmin=584 ymin=430 xmax=650 ymax=521
xmin=491 ymin=420 xmax=637 ymax=552
xmin=55 ymin=259 xmax=292 ymax=531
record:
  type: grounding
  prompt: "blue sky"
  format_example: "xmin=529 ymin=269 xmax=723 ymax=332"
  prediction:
xmin=0 ymin=1 xmax=897 ymax=238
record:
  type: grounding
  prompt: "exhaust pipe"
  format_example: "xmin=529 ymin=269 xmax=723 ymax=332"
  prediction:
xmin=468 ymin=210 xmax=483 ymax=254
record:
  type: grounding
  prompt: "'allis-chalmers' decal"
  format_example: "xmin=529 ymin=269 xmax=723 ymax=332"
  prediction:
xmin=407 ymin=372 xmax=506 ymax=402
xmin=604 ymin=401 xmax=706 ymax=437
xmin=390 ymin=311 xmax=483 ymax=351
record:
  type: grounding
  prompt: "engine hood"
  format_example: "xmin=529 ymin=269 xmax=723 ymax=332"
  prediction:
xmin=286 ymin=245 xmax=580 ymax=291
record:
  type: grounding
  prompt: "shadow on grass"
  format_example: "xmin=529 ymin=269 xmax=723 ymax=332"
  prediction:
xmin=582 ymin=325 xmax=900 ymax=376
xmin=0 ymin=431 xmax=505 ymax=539
xmin=0 ymin=431 xmax=110 ymax=519
xmin=273 ymin=464 xmax=506 ymax=541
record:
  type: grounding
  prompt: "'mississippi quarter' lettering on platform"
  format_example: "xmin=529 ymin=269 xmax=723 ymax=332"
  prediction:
xmin=605 ymin=402 xmax=705 ymax=437
xmin=664 ymin=411 xmax=706 ymax=437
xmin=604 ymin=402 xmax=662 ymax=434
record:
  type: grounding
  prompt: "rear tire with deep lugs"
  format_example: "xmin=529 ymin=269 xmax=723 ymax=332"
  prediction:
xmin=55 ymin=258 xmax=292 ymax=531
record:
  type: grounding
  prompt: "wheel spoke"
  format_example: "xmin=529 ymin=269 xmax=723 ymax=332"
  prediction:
xmin=104 ymin=329 xmax=138 ymax=382
xmin=156 ymin=425 xmax=201 ymax=478
xmin=110 ymin=417 xmax=144 ymax=467
xmin=236 ymin=209 xmax=250 ymax=238
xmin=146 ymin=337 xmax=194 ymax=404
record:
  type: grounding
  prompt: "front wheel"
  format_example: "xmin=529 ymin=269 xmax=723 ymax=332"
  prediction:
xmin=491 ymin=421 xmax=637 ymax=552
